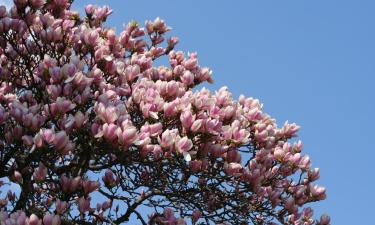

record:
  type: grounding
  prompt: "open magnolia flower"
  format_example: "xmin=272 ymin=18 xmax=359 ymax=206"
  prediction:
xmin=0 ymin=1 xmax=329 ymax=225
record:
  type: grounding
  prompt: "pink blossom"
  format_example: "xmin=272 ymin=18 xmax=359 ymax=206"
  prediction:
xmin=29 ymin=214 xmax=40 ymax=225
xmin=82 ymin=180 xmax=100 ymax=194
xmin=77 ymin=197 xmax=91 ymax=214
xmin=33 ymin=163 xmax=47 ymax=182
xmin=224 ymin=163 xmax=243 ymax=176
xmin=176 ymin=136 xmax=193 ymax=153
xmin=319 ymin=214 xmax=330 ymax=225
xmin=0 ymin=2 xmax=328 ymax=224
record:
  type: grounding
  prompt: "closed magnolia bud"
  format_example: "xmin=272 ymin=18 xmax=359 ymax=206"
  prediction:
xmin=176 ymin=136 xmax=193 ymax=153
xmin=273 ymin=147 xmax=285 ymax=161
xmin=85 ymin=4 xmax=95 ymax=15
xmin=107 ymin=29 xmax=116 ymax=45
xmin=102 ymin=200 xmax=112 ymax=210
xmin=70 ymin=176 xmax=81 ymax=192
xmin=16 ymin=212 xmax=27 ymax=224
xmin=14 ymin=171 xmax=23 ymax=184
xmin=180 ymin=110 xmax=195 ymax=129
xmin=102 ymin=169 xmax=117 ymax=186
xmin=192 ymin=210 xmax=201 ymax=223
xmin=308 ymin=168 xmax=320 ymax=181
xmin=167 ymin=36 xmax=179 ymax=49
xmin=42 ymin=129 xmax=55 ymax=143
xmin=103 ymin=123 xmax=118 ymax=141
xmin=183 ymin=58 xmax=197 ymax=70
xmin=29 ymin=214 xmax=40 ymax=225
xmin=74 ymin=111 xmax=86 ymax=128
xmin=284 ymin=197 xmax=295 ymax=212
xmin=226 ymin=150 xmax=241 ymax=163
xmin=33 ymin=163 xmax=47 ymax=182
xmin=0 ymin=6 xmax=7 ymax=18
xmin=55 ymin=200 xmax=68 ymax=214
xmin=85 ymin=30 xmax=99 ymax=46
xmin=299 ymin=155 xmax=311 ymax=169
xmin=162 ymin=102 xmax=173 ymax=117
xmin=319 ymin=214 xmax=330 ymax=225
xmin=53 ymin=131 xmax=69 ymax=150
xmin=77 ymin=197 xmax=90 ymax=214
xmin=119 ymin=126 xmax=137 ymax=145
xmin=149 ymin=123 xmax=163 ymax=136
xmin=43 ymin=214 xmax=53 ymax=225
xmin=190 ymin=160 xmax=202 ymax=172
xmin=52 ymin=215 xmax=61 ymax=225
xmin=224 ymin=163 xmax=243 ymax=176
xmin=82 ymin=180 xmax=100 ymax=194
xmin=310 ymin=185 xmax=326 ymax=200
xmin=22 ymin=135 xmax=34 ymax=146
xmin=191 ymin=119 xmax=203 ymax=132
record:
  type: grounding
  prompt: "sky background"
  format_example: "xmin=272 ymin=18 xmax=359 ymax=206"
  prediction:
xmin=1 ymin=0 xmax=374 ymax=224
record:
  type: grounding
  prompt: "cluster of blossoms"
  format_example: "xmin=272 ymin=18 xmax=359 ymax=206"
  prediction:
xmin=0 ymin=0 xmax=329 ymax=224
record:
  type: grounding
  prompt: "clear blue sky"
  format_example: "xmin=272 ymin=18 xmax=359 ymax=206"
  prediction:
xmin=72 ymin=0 xmax=374 ymax=224
xmin=2 ymin=0 xmax=373 ymax=223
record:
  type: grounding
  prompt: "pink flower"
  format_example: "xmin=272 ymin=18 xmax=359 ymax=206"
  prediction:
xmin=118 ymin=126 xmax=138 ymax=145
xmin=29 ymin=214 xmax=40 ymax=225
xmin=232 ymin=127 xmax=250 ymax=143
xmin=162 ymin=208 xmax=177 ymax=224
xmin=226 ymin=150 xmax=241 ymax=163
xmin=53 ymin=131 xmax=69 ymax=150
xmin=176 ymin=136 xmax=193 ymax=153
xmin=183 ymin=58 xmax=197 ymax=70
xmin=85 ymin=4 xmax=95 ymax=15
xmin=160 ymin=129 xmax=178 ymax=148
xmin=310 ymin=185 xmax=326 ymax=200
xmin=224 ymin=163 xmax=243 ymax=176
xmin=308 ymin=168 xmax=320 ymax=181
xmin=319 ymin=214 xmax=330 ymax=225
xmin=77 ymin=197 xmax=91 ymax=214
xmin=33 ymin=163 xmax=47 ymax=182
xmin=43 ymin=214 xmax=61 ymax=225
xmin=190 ymin=160 xmax=202 ymax=172
xmin=85 ymin=29 xmax=99 ymax=46
xmin=180 ymin=110 xmax=195 ymax=129
xmin=102 ymin=123 xmax=118 ymax=141
xmin=191 ymin=119 xmax=203 ymax=132
xmin=192 ymin=210 xmax=201 ymax=223
xmin=82 ymin=180 xmax=100 ymax=194
xmin=13 ymin=171 xmax=23 ymax=184
xmin=55 ymin=200 xmax=68 ymax=214
xmin=0 ymin=6 xmax=7 ymax=18
xmin=102 ymin=170 xmax=117 ymax=187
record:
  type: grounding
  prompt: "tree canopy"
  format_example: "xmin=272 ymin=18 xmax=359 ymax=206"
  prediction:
xmin=0 ymin=1 xmax=329 ymax=224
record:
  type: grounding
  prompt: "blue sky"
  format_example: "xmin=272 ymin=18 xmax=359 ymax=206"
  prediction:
xmin=1 ymin=0 xmax=374 ymax=224
xmin=77 ymin=1 xmax=372 ymax=224
xmin=73 ymin=1 xmax=373 ymax=224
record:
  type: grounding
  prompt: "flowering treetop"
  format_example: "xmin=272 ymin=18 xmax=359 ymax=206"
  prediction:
xmin=0 ymin=0 xmax=329 ymax=224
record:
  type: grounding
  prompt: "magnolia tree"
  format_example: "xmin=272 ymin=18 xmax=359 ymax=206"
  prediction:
xmin=0 ymin=0 xmax=329 ymax=225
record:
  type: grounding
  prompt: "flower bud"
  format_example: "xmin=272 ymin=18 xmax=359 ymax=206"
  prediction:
xmin=29 ymin=214 xmax=40 ymax=225
xmin=192 ymin=210 xmax=201 ymax=223
xmin=33 ymin=163 xmax=47 ymax=182
xmin=176 ymin=137 xmax=193 ymax=153
xmin=53 ymin=131 xmax=69 ymax=150
xmin=82 ymin=180 xmax=100 ymax=194
xmin=180 ymin=110 xmax=195 ymax=129
xmin=85 ymin=4 xmax=95 ymax=15
xmin=319 ymin=214 xmax=330 ymax=225
xmin=14 ymin=171 xmax=23 ymax=184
